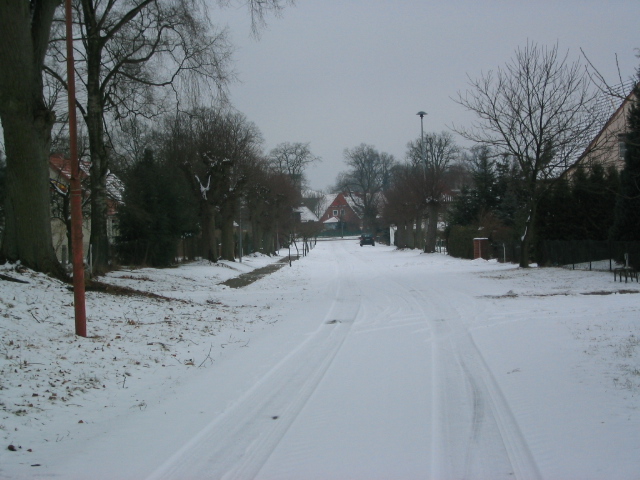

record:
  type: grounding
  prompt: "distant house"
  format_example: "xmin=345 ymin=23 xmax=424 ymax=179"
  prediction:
xmin=577 ymin=83 xmax=637 ymax=171
xmin=317 ymin=192 xmax=362 ymax=232
xmin=49 ymin=154 xmax=123 ymax=264
xmin=293 ymin=205 xmax=319 ymax=223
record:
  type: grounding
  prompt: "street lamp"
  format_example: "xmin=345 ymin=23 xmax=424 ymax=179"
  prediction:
xmin=417 ymin=111 xmax=428 ymax=253
xmin=416 ymin=111 xmax=427 ymax=163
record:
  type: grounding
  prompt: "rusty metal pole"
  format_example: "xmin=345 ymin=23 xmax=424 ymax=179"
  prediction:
xmin=65 ymin=0 xmax=87 ymax=337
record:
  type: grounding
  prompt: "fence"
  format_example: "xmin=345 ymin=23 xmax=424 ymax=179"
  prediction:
xmin=539 ymin=240 xmax=640 ymax=271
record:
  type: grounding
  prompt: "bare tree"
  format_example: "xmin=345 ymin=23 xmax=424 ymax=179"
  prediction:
xmin=0 ymin=0 xmax=65 ymax=277
xmin=339 ymin=144 xmax=395 ymax=233
xmin=245 ymin=168 xmax=299 ymax=255
xmin=382 ymin=163 xmax=424 ymax=249
xmin=269 ymin=141 xmax=320 ymax=191
xmin=44 ymin=0 xmax=235 ymax=274
xmin=406 ymin=131 xmax=459 ymax=252
xmin=454 ymin=42 xmax=601 ymax=267
xmin=581 ymin=47 xmax=638 ymax=102
xmin=201 ymin=109 xmax=263 ymax=261
xmin=167 ymin=106 xmax=263 ymax=261
xmin=45 ymin=0 xmax=291 ymax=274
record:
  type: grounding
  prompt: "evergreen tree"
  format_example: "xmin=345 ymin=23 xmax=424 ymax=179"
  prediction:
xmin=611 ymin=79 xmax=640 ymax=241
xmin=448 ymin=185 xmax=478 ymax=226
xmin=536 ymin=176 xmax=575 ymax=240
xmin=116 ymin=149 xmax=198 ymax=267
xmin=447 ymin=146 xmax=498 ymax=228
xmin=582 ymin=164 xmax=618 ymax=240
xmin=493 ymin=156 xmax=526 ymax=230
xmin=571 ymin=166 xmax=593 ymax=239
xmin=470 ymin=145 xmax=498 ymax=214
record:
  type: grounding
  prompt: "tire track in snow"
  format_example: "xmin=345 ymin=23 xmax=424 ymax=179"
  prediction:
xmin=412 ymin=276 xmax=542 ymax=480
xmin=352 ymin=247 xmax=541 ymax=479
xmin=145 ymin=247 xmax=361 ymax=480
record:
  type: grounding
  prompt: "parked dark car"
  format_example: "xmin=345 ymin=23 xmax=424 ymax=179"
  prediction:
xmin=360 ymin=234 xmax=375 ymax=246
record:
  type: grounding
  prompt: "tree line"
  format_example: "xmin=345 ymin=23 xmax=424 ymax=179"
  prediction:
xmin=1 ymin=10 xmax=638 ymax=278
xmin=0 ymin=0 xmax=317 ymax=277
xmin=334 ymin=43 xmax=639 ymax=267
xmin=116 ymin=107 xmax=312 ymax=267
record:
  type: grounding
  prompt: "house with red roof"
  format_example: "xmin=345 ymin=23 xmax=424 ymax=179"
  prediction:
xmin=317 ymin=192 xmax=362 ymax=232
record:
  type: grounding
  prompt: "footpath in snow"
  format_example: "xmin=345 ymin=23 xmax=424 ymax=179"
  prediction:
xmin=1 ymin=239 xmax=639 ymax=479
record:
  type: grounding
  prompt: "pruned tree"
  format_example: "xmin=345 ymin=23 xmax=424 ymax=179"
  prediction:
xmin=454 ymin=42 xmax=601 ymax=267
xmin=269 ymin=141 xmax=320 ymax=191
xmin=202 ymin=110 xmax=263 ymax=261
xmin=338 ymin=144 xmax=395 ymax=233
xmin=167 ymin=106 xmax=263 ymax=261
xmin=0 ymin=0 xmax=65 ymax=277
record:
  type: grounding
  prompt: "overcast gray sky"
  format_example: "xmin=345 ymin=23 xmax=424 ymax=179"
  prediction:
xmin=216 ymin=1 xmax=640 ymax=191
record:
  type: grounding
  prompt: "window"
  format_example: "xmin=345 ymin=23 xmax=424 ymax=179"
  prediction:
xmin=333 ymin=209 xmax=338 ymax=216
xmin=618 ymin=133 xmax=628 ymax=160
xmin=341 ymin=208 xmax=345 ymax=216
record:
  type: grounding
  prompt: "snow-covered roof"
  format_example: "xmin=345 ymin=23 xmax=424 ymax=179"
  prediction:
xmin=342 ymin=193 xmax=362 ymax=216
xmin=323 ymin=216 xmax=339 ymax=224
xmin=294 ymin=205 xmax=319 ymax=222
xmin=316 ymin=193 xmax=338 ymax=217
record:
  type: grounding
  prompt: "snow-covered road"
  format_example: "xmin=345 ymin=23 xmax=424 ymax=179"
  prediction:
xmin=3 ymin=238 xmax=639 ymax=479
xmin=142 ymin=239 xmax=540 ymax=479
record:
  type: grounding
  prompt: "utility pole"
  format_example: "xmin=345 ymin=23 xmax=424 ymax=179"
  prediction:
xmin=66 ymin=0 xmax=86 ymax=336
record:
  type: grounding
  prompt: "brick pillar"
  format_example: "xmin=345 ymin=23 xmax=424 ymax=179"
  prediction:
xmin=473 ymin=238 xmax=490 ymax=260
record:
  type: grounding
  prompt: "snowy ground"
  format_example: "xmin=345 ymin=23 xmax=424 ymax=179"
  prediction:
xmin=1 ymin=239 xmax=639 ymax=479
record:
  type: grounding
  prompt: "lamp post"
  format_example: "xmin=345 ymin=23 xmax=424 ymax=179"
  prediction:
xmin=417 ymin=111 xmax=428 ymax=253
xmin=416 ymin=111 xmax=427 ymax=163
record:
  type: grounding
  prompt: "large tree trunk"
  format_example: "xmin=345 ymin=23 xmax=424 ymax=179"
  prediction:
xmin=84 ymin=30 xmax=111 ymax=275
xmin=396 ymin=221 xmax=407 ymax=248
xmin=407 ymin=221 xmax=415 ymax=249
xmin=200 ymin=201 xmax=216 ymax=261
xmin=414 ymin=214 xmax=424 ymax=250
xmin=219 ymin=210 xmax=235 ymax=261
xmin=262 ymin=229 xmax=274 ymax=255
xmin=251 ymin=221 xmax=263 ymax=254
xmin=0 ymin=0 xmax=64 ymax=278
xmin=1 ymin=109 xmax=62 ymax=275
xmin=424 ymin=202 xmax=439 ymax=253
xmin=519 ymin=202 xmax=537 ymax=268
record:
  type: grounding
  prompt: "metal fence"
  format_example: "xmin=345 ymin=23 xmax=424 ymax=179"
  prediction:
xmin=490 ymin=242 xmax=521 ymax=264
xmin=539 ymin=240 xmax=640 ymax=271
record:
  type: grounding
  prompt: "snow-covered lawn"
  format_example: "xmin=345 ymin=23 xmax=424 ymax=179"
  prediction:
xmin=1 ymin=239 xmax=639 ymax=479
